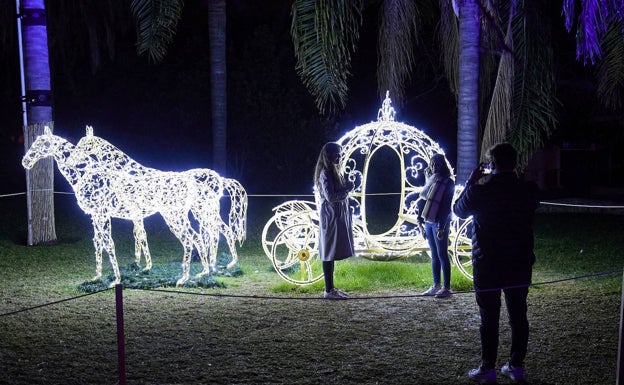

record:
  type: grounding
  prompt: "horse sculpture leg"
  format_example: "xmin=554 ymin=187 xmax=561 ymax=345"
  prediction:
xmin=162 ymin=211 xmax=200 ymax=286
xmin=132 ymin=219 xmax=152 ymax=271
xmin=192 ymin=212 xmax=243 ymax=273
xmin=92 ymin=216 xmax=121 ymax=286
xmin=193 ymin=228 xmax=212 ymax=278
xmin=220 ymin=177 xmax=247 ymax=269
xmin=218 ymin=219 xmax=239 ymax=269
xmin=200 ymin=222 xmax=220 ymax=275
xmin=91 ymin=217 xmax=104 ymax=281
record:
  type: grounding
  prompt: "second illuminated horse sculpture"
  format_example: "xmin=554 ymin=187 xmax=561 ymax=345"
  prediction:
xmin=23 ymin=126 xmax=247 ymax=286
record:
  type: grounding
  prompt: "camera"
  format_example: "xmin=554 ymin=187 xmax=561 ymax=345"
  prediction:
xmin=480 ymin=163 xmax=492 ymax=174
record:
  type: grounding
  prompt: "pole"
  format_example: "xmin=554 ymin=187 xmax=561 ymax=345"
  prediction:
xmin=617 ymin=269 xmax=624 ymax=385
xmin=16 ymin=0 xmax=33 ymax=245
xmin=115 ymin=284 xmax=127 ymax=385
xmin=16 ymin=0 xmax=28 ymax=129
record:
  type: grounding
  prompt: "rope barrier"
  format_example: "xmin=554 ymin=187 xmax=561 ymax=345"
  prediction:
xmin=135 ymin=268 xmax=623 ymax=300
xmin=2 ymin=189 xmax=624 ymax=209
xmin=1 ymin=268 xmax=619 ymax=318
xmin=539 ymin=201 xmax=624 ymax=209
xmin=0 ymin=287 xmax=111 ymax=318
xmin=0 ymin=192 xmax=26 ymax=198
xmin=0 ymin=269 xmax=622 ymax=318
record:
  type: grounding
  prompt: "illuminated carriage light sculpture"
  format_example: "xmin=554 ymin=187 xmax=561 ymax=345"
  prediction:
xmin=262 ymin=92 xmax=473 ymax=285
xmin=22 ymin=126 xmax=247 ymax=287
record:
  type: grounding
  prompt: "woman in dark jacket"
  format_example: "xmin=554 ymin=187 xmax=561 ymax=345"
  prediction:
xmin=417 ymin=153 xmax=455 ymax=298
xmin=314 ymin=142 xmax=355 ymax=300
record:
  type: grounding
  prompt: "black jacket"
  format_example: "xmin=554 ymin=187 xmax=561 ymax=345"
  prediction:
xmin=453 ymin=173 xmax=539 ymax=271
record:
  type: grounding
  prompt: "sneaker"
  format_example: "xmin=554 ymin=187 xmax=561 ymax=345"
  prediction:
xmin=501 ymin=362 xmax=525 ymax=382
xmin=421 ymin=285 xmax=441 ymax=296
xmin=323 ymin=288 xmax=348 ymax=300
xmin=435 ymin=287 xmax=452 ymax=298
xmin=468 ymin=367 xmax=497 ymax=384
xmin=334 ymin=288 xmax=349 ymax=298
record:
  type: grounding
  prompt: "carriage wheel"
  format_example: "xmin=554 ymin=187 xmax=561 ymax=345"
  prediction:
xmin=261 ymin=201 xmax=317 ymax=262
xmin=271 ymin=223 xmax=324 ymax=285
xmin=451 ymin=218 xmax=473 ymax=279
xmin=261 ymin=215 xmax=281 ymax=261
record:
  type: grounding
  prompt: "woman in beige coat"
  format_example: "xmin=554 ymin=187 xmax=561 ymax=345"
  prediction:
xmin=314 ymin=142 xmax=355 ymax=300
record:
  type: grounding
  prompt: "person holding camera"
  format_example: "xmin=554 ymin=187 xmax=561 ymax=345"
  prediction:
xmin=453 ymin=143 xmax=539 ymax=384
xmin=417 ymin=153 xmax=455 ymax=298
xmin=314 ymin=142 xmax=355 ymax=300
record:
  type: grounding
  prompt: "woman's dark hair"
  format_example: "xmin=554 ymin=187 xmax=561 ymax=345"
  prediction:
xmin=430 ymin=153 xmax=452 ymax=178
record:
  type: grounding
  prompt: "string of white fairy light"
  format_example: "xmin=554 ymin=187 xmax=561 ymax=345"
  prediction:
xmin=22 ymin=126 xmax=247 ymax=286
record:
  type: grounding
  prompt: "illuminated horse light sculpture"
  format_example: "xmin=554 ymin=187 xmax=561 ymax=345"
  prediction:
xmin=22 ymin=126 xmax=247 ymax=286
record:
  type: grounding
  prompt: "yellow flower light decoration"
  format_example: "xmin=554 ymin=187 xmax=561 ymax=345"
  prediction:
xmin=23 ymin=126 xmax=247 ymax=286
xmin=297 ymin=249 xmax=311 ymax=262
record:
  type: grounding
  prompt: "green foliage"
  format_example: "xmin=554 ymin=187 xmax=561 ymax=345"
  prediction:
xmin=291 ymin=0 xmax=363 ymax=114
xmin=507 ymin=0 xmax=558 ymax=170
xmin=270 ymin=257 xmax=474 ymax=295
xmin=479 ymin=1 xmax=558 ymax=169
xmin=377 ymin=0 xmax=422 ymax=105
xmin=130 ymin=0 xmax=184 ymax=62
xmin=596 ymin=23 xmax=624 ymax=111
xmin=76 ymin=261 xmax=239 ymax=293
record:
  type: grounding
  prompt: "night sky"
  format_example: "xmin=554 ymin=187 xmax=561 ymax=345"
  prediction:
xmin=0 ymin=1 xmax=618 ymax=196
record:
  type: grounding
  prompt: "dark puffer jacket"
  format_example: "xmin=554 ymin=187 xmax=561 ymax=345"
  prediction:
xmin=453 ymin=173 xmax=539 ymax=271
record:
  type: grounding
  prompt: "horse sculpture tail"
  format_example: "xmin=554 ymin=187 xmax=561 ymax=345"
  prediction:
xmin=222 ymin=177 xmax=247 ymax=244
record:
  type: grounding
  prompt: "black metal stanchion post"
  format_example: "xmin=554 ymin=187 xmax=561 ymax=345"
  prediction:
xmin=116 ymin=284 xmax=127 ymax=385
xmin=617 ymin=269 xmax=624 ymax=385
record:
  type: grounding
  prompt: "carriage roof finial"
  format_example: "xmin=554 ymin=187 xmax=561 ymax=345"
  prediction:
xmin=86 ymin=126 xmax=93 ymax=137
xmin=377 ymin=91 xmax=396 ymax=122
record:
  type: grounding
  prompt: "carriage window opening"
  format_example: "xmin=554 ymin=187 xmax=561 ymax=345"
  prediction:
xmin=362 ymin=145 xmax=401 ymax=235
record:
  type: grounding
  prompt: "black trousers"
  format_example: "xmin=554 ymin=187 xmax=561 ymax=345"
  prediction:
xmin=473 ymin=266 xmax=532 ymax=369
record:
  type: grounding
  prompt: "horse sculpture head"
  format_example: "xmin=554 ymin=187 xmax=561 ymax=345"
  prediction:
xmin=22 ymin=126 xmax=68 ymax=169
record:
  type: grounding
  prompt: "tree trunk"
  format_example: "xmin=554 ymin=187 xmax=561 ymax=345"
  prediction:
xmin=456 ymin=0 xmax=480 ymax=183
xmin=23 ymin=123 xmax=56 ymax=245
xmin=208 ymin=0 xmax=227 ymax=175
xmin=20 ymin=0 xmax=56 ymax=245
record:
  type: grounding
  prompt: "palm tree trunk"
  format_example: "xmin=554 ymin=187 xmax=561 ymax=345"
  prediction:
xmin=456 ymin=0 xmax=480 ymax=183
xmin=19 ymin=0 xmax=56 ymax=245
xmin=208 ymin=0 xmax=227 ymax=175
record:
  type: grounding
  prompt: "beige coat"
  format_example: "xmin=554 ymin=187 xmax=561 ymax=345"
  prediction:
xmin=317 ymin=168 xmax=354 ymax=261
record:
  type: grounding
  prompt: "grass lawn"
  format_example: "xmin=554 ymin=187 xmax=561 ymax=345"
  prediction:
xmin=0 ymin=193 xmax=623 ymax=384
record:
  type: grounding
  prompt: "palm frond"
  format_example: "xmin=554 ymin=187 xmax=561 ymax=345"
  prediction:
xmin=595 ymin=22 xmax=624 ymax=110
xmin=478 ymin=0 xmax=510 ymax=135
xmin=507 ymin=0 xmax=558 ymax=170
xmin=130 ymin=0 xmax=183 ymax=63
xmin=377 ymin=0 xmax=419 ymax=106
xmin=291 ymin=0 xmax=363 ymax=115
xmin=437 ymin=0 xmax=459 ymax=96
xmin=481 ymin=2 xmax=515 ymax=161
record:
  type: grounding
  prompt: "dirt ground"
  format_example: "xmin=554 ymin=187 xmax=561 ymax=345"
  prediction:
xmin=0 ymin=280 xmax=620 ymax=385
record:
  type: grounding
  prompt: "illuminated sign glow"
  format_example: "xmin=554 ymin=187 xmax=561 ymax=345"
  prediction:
xmin=23 ymin=126 xmax=247 ymax=286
